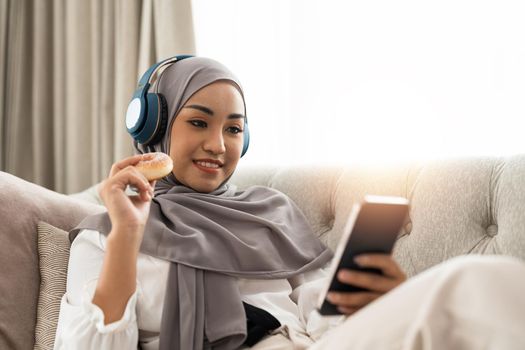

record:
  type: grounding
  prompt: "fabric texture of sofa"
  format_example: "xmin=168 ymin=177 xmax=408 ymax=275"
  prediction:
xmin=1 ymin=154 xmax=524 ymax=349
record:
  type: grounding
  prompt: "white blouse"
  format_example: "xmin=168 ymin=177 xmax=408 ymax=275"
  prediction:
xmin=54 ymin=229 xmax=343 ymax=350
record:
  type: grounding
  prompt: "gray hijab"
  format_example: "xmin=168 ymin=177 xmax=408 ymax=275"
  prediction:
xmin=71 ymin=57 xmax=333 ymax=350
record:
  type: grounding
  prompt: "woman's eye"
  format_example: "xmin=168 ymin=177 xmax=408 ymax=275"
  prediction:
xmin=189 ymin=120 xmax=207 ymax=128
xmin=227 ymin=126 xmax=243 ymax=134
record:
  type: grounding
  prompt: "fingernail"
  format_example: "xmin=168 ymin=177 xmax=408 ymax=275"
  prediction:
xmin=354 ymin=256 xmax=366 ymax=265
xmin=338 ymin=306 xmax=352 ymax=315
xmin=338 ymin=270 xmax=351 ymax=280
xmin=327 ymin=293 xmax=337 ymax=302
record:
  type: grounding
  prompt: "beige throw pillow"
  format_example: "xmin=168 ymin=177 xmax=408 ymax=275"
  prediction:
xmin=34 ymin=222 xmax=71 ymax=350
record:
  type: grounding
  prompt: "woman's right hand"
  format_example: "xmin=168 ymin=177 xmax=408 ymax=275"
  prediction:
xmin=98 ymin=154 xmax=155 ymax=243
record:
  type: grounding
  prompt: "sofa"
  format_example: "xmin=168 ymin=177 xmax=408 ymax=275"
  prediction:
xmin=1 ymin=154 xmax=524 ymax=349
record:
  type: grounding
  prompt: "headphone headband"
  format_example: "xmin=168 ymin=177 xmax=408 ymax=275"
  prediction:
xmin=137 ymin=55 xmax=194 ymax=91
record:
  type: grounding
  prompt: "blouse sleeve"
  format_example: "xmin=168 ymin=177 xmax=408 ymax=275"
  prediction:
xmin=288 ymin=268 xmax=346 ymax=341
xmin=53 ymin=229 xmax=140 ymax=350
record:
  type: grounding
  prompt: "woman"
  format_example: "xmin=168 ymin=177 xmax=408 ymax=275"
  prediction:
xmin=54 ymin=56 xmax=406 ymax=349
xmin=55 ymin=56 xmax=525 ymax=350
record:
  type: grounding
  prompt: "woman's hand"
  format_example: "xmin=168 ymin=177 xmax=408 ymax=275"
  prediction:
xmin=327 ymin=254 xmax=406 ymax=316
xmin=99 ymin=154 xmax=156 ymax=234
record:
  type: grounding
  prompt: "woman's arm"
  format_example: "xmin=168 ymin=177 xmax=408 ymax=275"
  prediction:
xmin=91 ymin=227 xmax=143 ymax=324
xmin=91 ymin=154 xmax=155 ymax=324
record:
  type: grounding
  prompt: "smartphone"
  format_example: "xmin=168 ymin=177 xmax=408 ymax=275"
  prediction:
xmin=317 ymin=195 xmax=409 ymax=316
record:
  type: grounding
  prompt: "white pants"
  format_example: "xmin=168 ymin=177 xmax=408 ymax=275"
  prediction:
xmin=252 ymin=255 xmax=525 ymax=350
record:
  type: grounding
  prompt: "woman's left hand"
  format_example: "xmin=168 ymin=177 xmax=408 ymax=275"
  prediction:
xmin=327 ymin=254 xmax=406 ymax=316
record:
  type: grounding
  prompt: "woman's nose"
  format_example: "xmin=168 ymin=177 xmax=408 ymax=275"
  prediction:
xmin=203 ymin=130 xmax=226 ymax=154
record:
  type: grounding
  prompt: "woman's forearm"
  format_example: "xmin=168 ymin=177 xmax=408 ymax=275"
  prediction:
xmin=92 ymin=227 xmax=143 ymax=325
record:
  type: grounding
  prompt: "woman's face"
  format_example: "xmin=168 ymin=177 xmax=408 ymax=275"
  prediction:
xmin=168 ymin=81 xmax=245 ymax=193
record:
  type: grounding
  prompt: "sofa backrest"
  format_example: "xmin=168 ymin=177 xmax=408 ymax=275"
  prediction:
xmin=231 ymin=155 xmax=525 ymax=277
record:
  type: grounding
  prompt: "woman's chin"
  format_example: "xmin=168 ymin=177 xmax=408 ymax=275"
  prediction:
xmin=187 ymin=180 xmax=222 ymax=193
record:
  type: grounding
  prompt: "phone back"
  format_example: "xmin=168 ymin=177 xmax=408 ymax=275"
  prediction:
xmin=318 ymin=196 xmax=409 ymax=315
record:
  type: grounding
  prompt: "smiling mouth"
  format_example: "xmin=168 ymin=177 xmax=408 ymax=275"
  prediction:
xmin=192 ymin=159 xmax=224 ymax=174
xmin=193 ymin=160 xmax=222 ymax=169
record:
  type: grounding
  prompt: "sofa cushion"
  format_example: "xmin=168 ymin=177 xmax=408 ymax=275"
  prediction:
xmin=34 ymin=222 xmax=71 ymax=350
xmin=0 ymin=172 xmax=105 ymax=350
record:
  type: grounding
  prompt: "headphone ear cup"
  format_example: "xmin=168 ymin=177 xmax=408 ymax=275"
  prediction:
xmin=241 ymin=122 xmax=250 ymax=157
xmin=146 ymin=93 xmax=169 ymax=146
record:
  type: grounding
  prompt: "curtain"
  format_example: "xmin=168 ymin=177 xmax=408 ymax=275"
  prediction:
xmin=0 ymin=0 xmax=195 ymax=194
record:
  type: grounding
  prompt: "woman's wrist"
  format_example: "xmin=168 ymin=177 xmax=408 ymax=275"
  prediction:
xmin=106 ymin=226 xmax=145 ymax=252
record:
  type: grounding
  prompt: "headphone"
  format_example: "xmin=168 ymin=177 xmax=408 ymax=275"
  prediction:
xmin=125 ymin=55 xmax=250 ymax=157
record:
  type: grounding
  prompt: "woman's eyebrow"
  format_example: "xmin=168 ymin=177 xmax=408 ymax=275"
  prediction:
xmin=184 ymin=104 xmax=245 ymax=119
xmin=185 ymin=104 xmax=214 ymax=115
xmin=227 ymin=113 xmax=245 ymax=120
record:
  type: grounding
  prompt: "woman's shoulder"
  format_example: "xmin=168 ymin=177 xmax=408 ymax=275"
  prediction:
xmin=71 ymin=228 xmax=167 ymax=268
xmin=71 ymin=228 xmax=106 ymax=252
